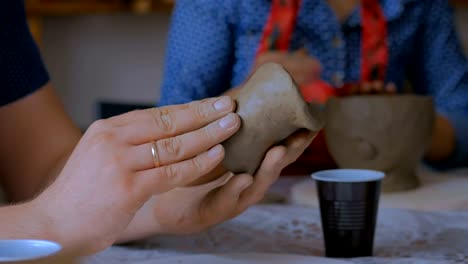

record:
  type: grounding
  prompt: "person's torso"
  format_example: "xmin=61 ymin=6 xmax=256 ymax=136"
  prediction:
xmin=228 ymin=0 xmax=426 ymax=91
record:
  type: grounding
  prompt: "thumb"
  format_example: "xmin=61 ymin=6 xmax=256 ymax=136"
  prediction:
xmin=201 ymin=174 xmax=253 ymax=224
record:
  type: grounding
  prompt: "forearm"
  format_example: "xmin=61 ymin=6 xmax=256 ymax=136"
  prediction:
xmin=0 ymin=84 xmax=82 ymax=202
xmin=0 ymin=199 xmax=86 ymax=258
xmin=0 ymin=202 xmax=55 ymax=241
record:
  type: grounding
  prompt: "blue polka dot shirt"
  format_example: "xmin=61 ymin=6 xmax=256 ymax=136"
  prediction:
xmin=160 ymin=0 xmax=468 ymax=169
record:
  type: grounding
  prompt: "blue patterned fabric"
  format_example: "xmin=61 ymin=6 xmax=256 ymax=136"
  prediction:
xmin=160 ymin=0 xmax=468 ymax=168
xmin=0 ymin=1 xmax=49 ymax=107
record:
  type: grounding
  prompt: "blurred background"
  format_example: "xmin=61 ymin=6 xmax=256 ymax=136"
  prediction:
xmin=25 ymin=0 xmax=468 ymax=129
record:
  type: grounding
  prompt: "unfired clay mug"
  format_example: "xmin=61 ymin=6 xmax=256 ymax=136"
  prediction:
xmin=192 ymin=63 xmax=324 ymax=185
xmin=222 ymin=63 xmax=324 ymax=175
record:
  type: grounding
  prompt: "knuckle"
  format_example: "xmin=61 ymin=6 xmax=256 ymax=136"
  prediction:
xmin=191 ymin=155 xmax=207 ymax=173
xmin=158 ymin=137 xmax=183 ymax=157
xmin=108 ymin=151 xmax=125 ymax=166
xmin=162 ymin=164 xmax=179 ymax=185
xmin=151 ymin=108 xmax=174 ymax=134
xmin=116 ymin=109 xmax=141 ymax=124
xmin=99 ymin=130 xmax=116 ymax=142
xmin=89 ymin=119 xmax=112 ymax=133
xmin=190 ymin=100 xmax=211 ymax=121
xmin=274 ymin=159 xmax=286 ymax=172
xmin=202 ymin=126 xmax=216 ymax=142
xmin=89 ymin=130 xmax=117 ymax=149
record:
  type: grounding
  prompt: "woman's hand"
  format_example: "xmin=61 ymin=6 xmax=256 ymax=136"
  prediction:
xmin=425 ymin=114 xmax=456 ymax=162
xmin=345 ymin=81 xmax=455 ymax=162
xmin=224 ymin=49 xmax=320 ymax=98
xmin=255 ymin=49 xmax=322 ymax=87
xmin=31 ymin=96 xmax=240 ymax=255
xmin=117 ymin=130 xmax=317 ymax=240
xmin=348 ymin=81 xmax=396 ymax=95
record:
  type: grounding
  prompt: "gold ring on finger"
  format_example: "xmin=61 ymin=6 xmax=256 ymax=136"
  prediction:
xmin=150 ymin=141 xmax=160 ymax=168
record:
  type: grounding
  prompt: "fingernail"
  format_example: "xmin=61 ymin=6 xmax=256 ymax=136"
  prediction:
xmin=240 ymin=179 xmax=253 ymax=190
xmin=223 ymin=171 xmax=235 ymax=178
xmin=214 ymin=96 xmax=232 ymax=111
xmin=208 ymin=145 xmax=223 ymax=158
xmin=219 ymin=114 xmax=237 ymax=129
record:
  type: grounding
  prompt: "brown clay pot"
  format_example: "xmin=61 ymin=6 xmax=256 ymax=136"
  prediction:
xmin=324 ymin=95 xmax=435 ymax=192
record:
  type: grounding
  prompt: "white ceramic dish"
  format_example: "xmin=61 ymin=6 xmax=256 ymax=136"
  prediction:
xmin=0 ymin=240 xmax=61 ymax=262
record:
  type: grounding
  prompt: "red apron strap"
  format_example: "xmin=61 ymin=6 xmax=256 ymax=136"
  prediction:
xmin=256 ymin=0 xmax=335 ymax=103
xmin=257 ymin=0 xmax=389 ymax=88
xmin=256 ymin=0 xmax=301 ymax=57
xmin=361 ymin=0 xmax=389 ymax=82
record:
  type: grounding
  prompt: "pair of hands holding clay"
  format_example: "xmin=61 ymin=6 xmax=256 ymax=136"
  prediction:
xmin=28 ymin=96 xmax=314 ymax=256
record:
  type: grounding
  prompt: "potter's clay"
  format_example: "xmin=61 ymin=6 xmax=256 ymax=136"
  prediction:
xmin=222 ymin=63 xmax=324 ymax=175
xmin=325 ymin=95 xmax=434 ymax=192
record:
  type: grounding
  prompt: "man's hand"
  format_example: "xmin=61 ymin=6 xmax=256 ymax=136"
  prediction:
xmin=29 ymin=96 xmax=240 ymax=255
xmin=117 ymin=130 xmax=316 ymax=240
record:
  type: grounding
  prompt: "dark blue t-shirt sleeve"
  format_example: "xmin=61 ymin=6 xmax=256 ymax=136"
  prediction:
xmin=0 ymin=0 xmax=49 ymax=107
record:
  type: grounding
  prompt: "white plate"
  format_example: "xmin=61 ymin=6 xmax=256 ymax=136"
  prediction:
xmin=153 ymin=253 xmax=351 ymax=264
xmin=0 ymin=239 xmax=61 ymax=261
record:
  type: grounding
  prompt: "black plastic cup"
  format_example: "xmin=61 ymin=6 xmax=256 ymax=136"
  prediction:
xmin=312 ymin=169 xmax=385 ymax=258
